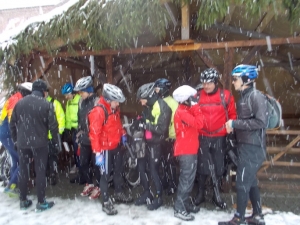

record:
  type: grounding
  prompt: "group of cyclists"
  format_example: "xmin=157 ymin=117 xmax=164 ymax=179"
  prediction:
xmin=0 ymin=64 xmax=267 ymax=225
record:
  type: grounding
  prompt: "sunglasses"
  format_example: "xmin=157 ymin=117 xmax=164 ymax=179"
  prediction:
xmin=232 ymin=77 xmax=239 ymax=82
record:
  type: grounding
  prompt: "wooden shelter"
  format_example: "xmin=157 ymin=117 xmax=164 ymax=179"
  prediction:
xmin=1 ymin=0 xmax=300 ymax=188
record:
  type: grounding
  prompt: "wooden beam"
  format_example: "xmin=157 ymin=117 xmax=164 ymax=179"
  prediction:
xmin=218 ymin=5 xmax=236 ymax=40
xmin=196 ymin=50 xmax=222 ymax=74
xmin=267 ymin=147 xmax=300 ymax=154
xmin=41 ymin=36 xmax=300 ymax=57
xmin=34 ymin=58 xmax=53 ymax=80
xmin=181 ymin=1 xmax=190 ymax=40
xmin=258 ymin=135 xmax=300 ymax=173
xmin=241 ymin=46 xmax=261 ymax=64
xmin=223 ymin=48 xmax=234 ymax=90
xmin=105 ymin=55 xmax=113 ymax=84
xmin=262 ymin=161 xmax=300 ymax=167
xmin=257 ymin=172 xmax=300 ymax=179
xmin=256 ymin=10 xmax=275 ymax=33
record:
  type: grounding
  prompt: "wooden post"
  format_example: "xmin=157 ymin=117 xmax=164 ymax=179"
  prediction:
xmin=181 ymin=1 xmax=190 ymax=40
xmin=223 ymin=48 xmax=234 ymax=90
xmin=105 ymin=55 xmax=113 ymax=84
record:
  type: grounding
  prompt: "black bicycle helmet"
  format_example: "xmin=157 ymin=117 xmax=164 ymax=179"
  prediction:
xmin=102 ymin=83 xmax=126 ymax=103
xmin=136 ymin=82 xmax=155 ymax=100
xmin=154 ymin=78 xmax=171 ymax=97
xmin=73 ymin=76 xmax=93 ymax=92
xmin=200 ymin=68 xmax=219 ymax=83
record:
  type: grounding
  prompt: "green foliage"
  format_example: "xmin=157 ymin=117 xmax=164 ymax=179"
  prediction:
xmin=282 ymin=0 xmax=300 ymax=24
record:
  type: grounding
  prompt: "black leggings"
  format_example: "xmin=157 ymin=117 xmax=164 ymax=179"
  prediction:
xmin=147 ymin=143 xmax=162 ymax=195
xmin=80 ymin=144 xmax=100 ymax=186
xmin=18 ymin=147 xmax=48 ymax=203
xmin=100 ymin=146 xmax=124 ymax=202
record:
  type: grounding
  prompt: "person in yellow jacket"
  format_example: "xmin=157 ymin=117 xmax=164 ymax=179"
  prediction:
xmin=45 ymin=89 xmax=65 ymax=185
xmin=154 ymin=78 xmax=179 ymax=195
xmin=61 ymin=83 xmax=81 ymax=175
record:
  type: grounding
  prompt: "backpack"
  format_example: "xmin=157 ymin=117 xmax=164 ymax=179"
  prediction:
xmin=247 ymin=90 xmax=283 ymax=129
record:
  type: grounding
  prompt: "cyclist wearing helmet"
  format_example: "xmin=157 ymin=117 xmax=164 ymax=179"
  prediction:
xmin=195 ymin=68 xmax=236 ymax=209
xmin=45 ymin=87 xmax=65 ymax=185
xmin=0 ymin=82 xmax=32 ymax=197
xmin=220 ymin=65 xmax=267 ymax=225
xmin=72 ymin=76 xmax=100 ymax=198
xmin=154 ymin=78 xmax=178 ymax=195
xmin=88 ymin=83 xmax=132 ymax=215
xmin=172 ymin=85 xmax=204 ymax=221
xmin=61 ymin=83 xmax=81 ymax=174
xmin=135 ymin=82 xmax=172 ymax=211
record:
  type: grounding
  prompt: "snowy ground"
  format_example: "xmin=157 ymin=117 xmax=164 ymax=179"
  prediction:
xmin=0 ymin=184 xmax=299 ymax=225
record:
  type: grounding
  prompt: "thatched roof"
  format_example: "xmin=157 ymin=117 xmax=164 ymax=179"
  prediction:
xmin=1 ymin=0 xmax=300 ymax=64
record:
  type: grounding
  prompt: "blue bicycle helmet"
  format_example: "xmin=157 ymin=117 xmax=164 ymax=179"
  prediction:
xmin=231 ymin=64 xmax=258 ymax=80
xmin=61 ymin=83 xmax=74 ymax=95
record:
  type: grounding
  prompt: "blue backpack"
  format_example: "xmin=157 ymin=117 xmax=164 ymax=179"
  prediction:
xmin=247 ymin=90 xmax=283 ymax=129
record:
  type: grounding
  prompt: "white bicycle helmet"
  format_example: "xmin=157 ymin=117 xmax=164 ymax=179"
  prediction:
xmin=173 ymin=85 xmax=197 ymax=103
xmin=136 ymin=82 xmax=155 ymax=100
xmin=102 ymin=83 xmax=126 ymax=103
xmin=19 ymin=82 xmax=32 ymax=91
xmin=73 ymin=76 xmax=93 ymax=91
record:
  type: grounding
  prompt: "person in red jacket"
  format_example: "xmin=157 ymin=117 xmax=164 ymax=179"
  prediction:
xmin=88 ymin=83 xmax=133 ymax=216
xmin=195 ymin=68 xmax=237 ymax=208
xmin=172 ymin=85 xmax=204 ymax=221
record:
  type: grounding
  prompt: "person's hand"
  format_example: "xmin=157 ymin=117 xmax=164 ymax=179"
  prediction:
xmin=188 ymin=96 xmax=198 ymax=106
xmin=225 ymin=120 xmax=234 ymax=134
xmin=95 ymin=152 xmax=105 ymax=167
xmin=139 ymin=122 xmax=146 ymax=129
xmin=122 ymin=134 xmax=127 ymax=146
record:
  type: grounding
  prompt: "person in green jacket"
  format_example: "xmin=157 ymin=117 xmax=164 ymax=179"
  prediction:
xmin=61 ymin=83 xmax=81 ymax=175
xmin=46 ymin=88 xmax=65 ymax=185
xmin=154 ymin=78 xmax=179 ymax=195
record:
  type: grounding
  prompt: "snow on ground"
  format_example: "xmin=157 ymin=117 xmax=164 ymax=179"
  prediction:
xmin=0 ymin=184 xmax=299 ymax=225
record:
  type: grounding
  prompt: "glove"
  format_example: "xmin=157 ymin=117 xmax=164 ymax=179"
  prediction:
xmin=122 ymin=135 xmax=127 ymax=146
xmin=188 ymin=96 xmax=198 ymax=106
xmin=95 ymin=152 xmax=106 ymax=173
xmin=95 ymin=152 xmax=105 ymax=167
xmin=139 ymin=122 xmax=146 ymax=129
xmin=54 ymin=143 xmax=61 ymax=154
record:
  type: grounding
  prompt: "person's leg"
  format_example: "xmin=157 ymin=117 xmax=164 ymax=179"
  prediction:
xmin=147 ymin=143 xmax=163 ymax=210
xmin=164 ymin=139 xmax=177 ymax=194
xmin=33 ymin=146 xmax=48 ymax=203
xmin=195 ymin=136 xmax=210 ymax=205
xmin=2 ymin=136 xmax=19 ymax=187
xmin=47 ymin=140 xmax=58 ymax=185
xmin=174 ymin=155 xmax=197 ymax=213
xmin=79 ymin=144 xmax=93 ymax=184
xmin=72 ymin=129 xmax=80 ymax=168
xmin=18 ymin=148 xmax=32 ymax=201
xmin=100 ymin=150 xmax=113 ymax=202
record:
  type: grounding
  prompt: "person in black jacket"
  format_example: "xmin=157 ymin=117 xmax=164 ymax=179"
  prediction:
xmin=219 ymin=65 xmax=267 ymax=225
xmin=72 ymin=76 xmax=101 ymax=200
xmin=10 ymin=79 xmax=60 ymax=212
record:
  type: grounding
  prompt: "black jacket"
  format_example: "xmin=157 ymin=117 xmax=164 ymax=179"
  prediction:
xmin=234 ymin=87 xmax=267 ymax=148
xmin=10 ymin=91 xmax=59 ymax=149
xmin=77 ymin=94 xmax=98 ymax=146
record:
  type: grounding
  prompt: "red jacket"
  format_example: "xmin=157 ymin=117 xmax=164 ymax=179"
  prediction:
xmin=198 ymin=88 xmax=236 ymax=137
xmin=88 ymin=97 xmax=123 ymax=152
xmin=173 ymin=104 xmax=204 ymax=156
